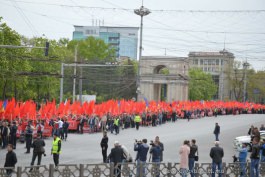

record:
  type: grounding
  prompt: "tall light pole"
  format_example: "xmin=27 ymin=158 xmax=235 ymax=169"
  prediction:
xmin=134 ymin=3 xmax=151 ymax=101
xmin=243 ymin=62 xmax=250 ymax=102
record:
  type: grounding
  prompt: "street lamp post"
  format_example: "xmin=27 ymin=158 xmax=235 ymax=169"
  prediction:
xmin=134 ymin=5 xmax=151 ymax=101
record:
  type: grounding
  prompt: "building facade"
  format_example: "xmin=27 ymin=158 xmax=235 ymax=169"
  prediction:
xmin=73 ymin=26 xmax=139 ymax=59
xmin=188 ymin=49 xmax=235 ymax=100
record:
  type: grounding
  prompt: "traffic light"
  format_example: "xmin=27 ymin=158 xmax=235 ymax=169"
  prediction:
xmin=44 ymin=41 xmax=49 ymax=56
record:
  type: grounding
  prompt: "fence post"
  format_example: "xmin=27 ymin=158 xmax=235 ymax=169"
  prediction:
xmin=49 ymin=164 xmax=54 ymax=177
xmin=194 ymin=163 xmax=199 ymax=177
xmin=247 ymin=161 xmax=251 ymax=176
xmin=167 ymin=162 xmax=172 ymax=177
xmin=222 ymin=162 xmax=226 ymax=176
xmin=110 ymin=163 xmax=114 ymax=177
xmin=139 ymin=162 xmax=143 ymax=177
xmin=17 ymin=166 xmax=22 ymax=177
xmin=79 ymin=164 xmax=84 ymax=177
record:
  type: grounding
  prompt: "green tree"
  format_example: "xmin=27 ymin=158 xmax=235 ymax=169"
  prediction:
xmin=24 ymin=37 xmax=72 ymax=102
xmin=247 ymin=71 xmax=265 ymax=103
xmin=67 ymin=36 xmax=115 ymax=63
xmin=188 ymin=68 xmax=218 ymax=100
xmin=0 ymin=18 xmax=31 ymax=100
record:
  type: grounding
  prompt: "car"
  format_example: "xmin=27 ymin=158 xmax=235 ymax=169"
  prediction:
xmin=233 ymin=131 xmax=265 ymax=152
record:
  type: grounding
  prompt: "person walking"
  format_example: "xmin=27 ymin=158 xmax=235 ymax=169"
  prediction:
xmin=189 ymin=139 xmax=198 ymax=177
xmin=213 ymin=123 xmax=220 ymax=141
xmin=134 ymin=139 xmax=149 ymax=177
xmin=100 ymin=131 xmax=108 ymax=163
xmin=4 ymin=144 xmax=17 ymax=177
xmin=134 ymin=113 xmax=141 ymax=130
xmin=10 ymin=122 xmax=17 ymax=149
xmin=29 ymin=134 xmax=45 ymax=172
xmin=25 ymin=125 xmax=33 ymax=153
xmin=179 ymin=140 xmax=190 ymax=177
xmin=238 ymin=143 xmax=248 ymax=177
xmin=108 ymin=141 xmax=124 ymax=177
xmin=51 ymin=133 xmax=61 ymax=171
xmin=210 ymin=141 xmax=224 ymax=177
xmin=250 ymin=137 xmax=260 ymax=177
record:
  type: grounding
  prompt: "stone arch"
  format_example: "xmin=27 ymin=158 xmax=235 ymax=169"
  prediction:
xmin=139 ymin=56 xmax=189 ymax=102
xmin=153 ymin=65 xmax=170 ymax=74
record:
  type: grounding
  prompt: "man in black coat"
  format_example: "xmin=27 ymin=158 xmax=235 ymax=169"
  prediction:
xmin=25 ymin=125 xmax=33 ymax=153
xmin=213 ymin=123 xmax=220 ymax=141
xmin=10 ymin=122 xmax=17 ymax=149
xmin=108 ymin=141 xmax=124 ymax=177
xmin=4 ymin=144 xmax=17 ymax=177
xmin=29 ymin=134 xmax=46 ymax=172
xmin=100 ymin=131 xmax=108 ymax=163
xmin=210 ymin=141 xmax=224 ymax=177
xmin=1 ymin=122 xmax=9 ymax=149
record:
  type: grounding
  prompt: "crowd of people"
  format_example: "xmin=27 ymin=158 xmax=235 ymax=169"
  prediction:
xmin=1 ymin=107 xmax=265 ymax=177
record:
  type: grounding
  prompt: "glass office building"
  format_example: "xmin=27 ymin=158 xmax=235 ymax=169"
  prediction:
xmin=73 ymin=26 xmax=139 ymax=59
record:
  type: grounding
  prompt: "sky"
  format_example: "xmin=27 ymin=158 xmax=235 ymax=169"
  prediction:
xmin=0 ymin=0 xmax=265 ymax=70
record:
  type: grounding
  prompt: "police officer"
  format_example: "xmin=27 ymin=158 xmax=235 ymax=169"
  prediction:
xmin=134 ymin=113 xmax=141 ymax=130
xmin=51 ymin=133 xmax=61 ymax=170
xmin=25 ymin=125 xmax=33 ymax=154
xmin=114 ymin=117 xmax=120 ymax=135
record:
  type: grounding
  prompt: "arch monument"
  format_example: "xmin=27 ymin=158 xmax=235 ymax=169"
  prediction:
xmin=138 ymin=56 xmax=189 ymax=102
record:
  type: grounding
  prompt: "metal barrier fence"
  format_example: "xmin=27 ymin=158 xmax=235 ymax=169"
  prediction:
xmin=1 ymin=162 xmax=265 ymax=177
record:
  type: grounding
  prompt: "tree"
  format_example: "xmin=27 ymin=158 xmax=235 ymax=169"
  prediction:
xmin=188 ymin=68 xmax=218 ymax=100
xmin=67 ymin=36 xmax=115 ymax=63
xmin=0 ymin=18 xmax=31 ymax=100
xmin=247 ymin=71 xmax=265 ymax=103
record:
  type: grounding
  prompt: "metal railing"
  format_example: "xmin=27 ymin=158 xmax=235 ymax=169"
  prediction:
xmin=1 ymin=162 xmax=265 ymax=177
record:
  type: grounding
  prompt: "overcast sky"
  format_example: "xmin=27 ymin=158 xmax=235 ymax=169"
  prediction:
xmin=0 ymin=0 xmax=265 ymax=70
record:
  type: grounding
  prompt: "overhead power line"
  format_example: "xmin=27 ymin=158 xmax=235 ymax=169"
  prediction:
xmin=2 ymin=0 xmax=265 ymax=13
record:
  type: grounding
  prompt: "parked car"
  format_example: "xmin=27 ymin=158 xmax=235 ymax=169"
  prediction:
xmin=234 ymin=131 xmax=265 ymax=152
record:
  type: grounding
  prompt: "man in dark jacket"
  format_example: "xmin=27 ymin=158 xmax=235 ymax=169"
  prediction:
xmin=150 ymin=141 xmax=161 ymax=177
xmin=25 ymin=125 xmax=33 ymax=153
xmin=155 ymin=136 xmax=164 ymax=162
xmin=213 ymin=123 xmax=220 ymax=141
xmin=250 ymin=137 xmax=260 ymax=177
xmin=4 ymin=144 xmax=17 ymax=177
xmin=10 ymin=122 xmax=17 ymax=149
xmin=100 ymin=131 xmax=108 ymax=163
xmin=1 ymin=122 xmax=9 ymax=149
xmin=108 ymin=141 xmax=124 ymax=177
xmin=29 ymin=134 xmax=45 ymax=172
xmin=210 ymin=141 xmax=224 ymax=177
xmin=134 ymin=139 xmax=149 ymax=177
xmin=189 ymin=139 xmax=198 ymax=177
xmin=63 ymin=119 xmax=69 ymax=141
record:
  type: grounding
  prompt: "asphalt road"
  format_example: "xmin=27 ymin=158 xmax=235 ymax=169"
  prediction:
xmin=0 ymin=114 xmax=264 ymax=167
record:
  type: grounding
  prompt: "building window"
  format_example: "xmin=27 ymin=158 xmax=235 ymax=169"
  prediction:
xmin=193 ymin=59 xmax=198 ymax=65
xmin=216 ymin=59 xmax=219 ymax=65
xmin=200 ymin=59 xmax=203 ymax=65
